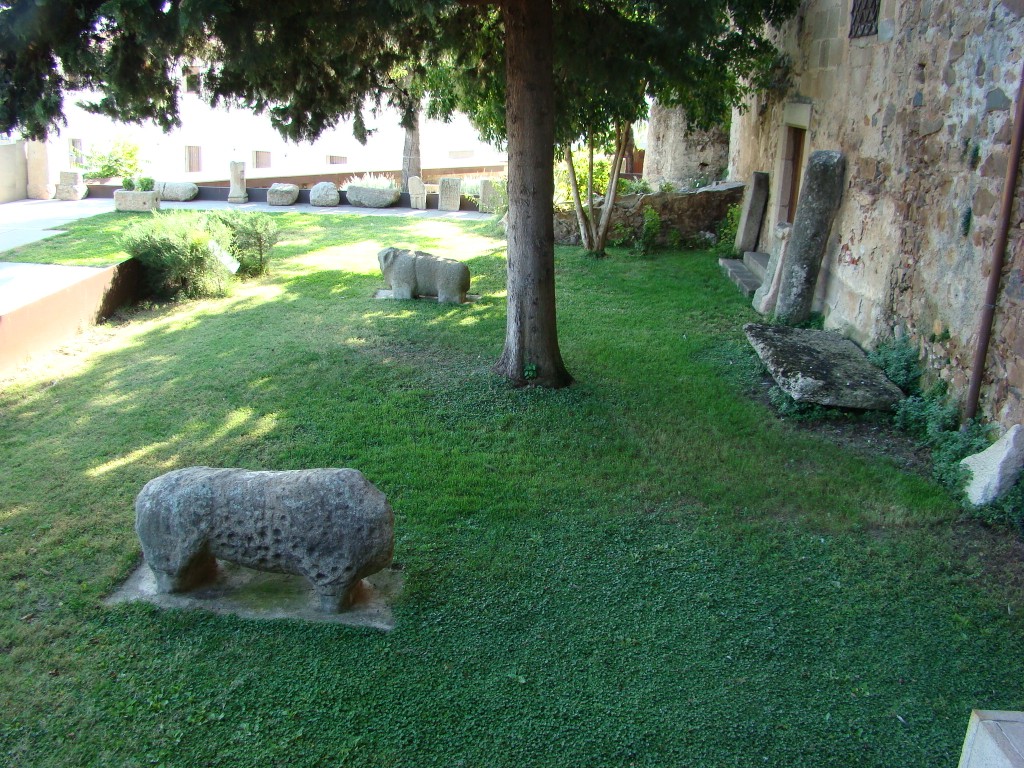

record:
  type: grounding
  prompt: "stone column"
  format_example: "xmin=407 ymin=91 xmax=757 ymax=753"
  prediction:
xmin=734 ymin=171 xmax=769 ymax=253
xmin=437 ymin=177 xmax=461 ymax=212
xmin=773 ymin=151 xmax=846 ymax=325
xmin=26 ymin=140 xmax=58 ymax=200
xmin=228 ymin=161 xmax=248 ymax=204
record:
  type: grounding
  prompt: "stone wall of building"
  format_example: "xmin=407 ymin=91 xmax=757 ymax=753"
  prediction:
xmin=0 ymin=141 xmax=27 ymax=203
xmin=643 ymin=101 xmax=731 ymax=189
xmin=729 ymin=0 xmax=1024 ymax=429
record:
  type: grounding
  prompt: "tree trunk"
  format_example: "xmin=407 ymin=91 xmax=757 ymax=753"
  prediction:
xmin=401 ymin=109 xmax=421 ymax=193
xmin=565 ymin=146 xmax=595 ymax=251
xmin=493 ymin=0 xmax=572 ymax=387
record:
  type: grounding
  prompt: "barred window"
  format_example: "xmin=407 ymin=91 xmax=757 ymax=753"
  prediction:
xmin=186 ymin=145 xmax=202 ymax=172
xmin=327 ymin=155 xmax=347 ymax=165
xmin=69 ymin=138 xmax=85 ymax=168
xmin=253 ymin=150 xmax=271 ymax=169
xmin=849 ymin=0 xmax=880 ymax=38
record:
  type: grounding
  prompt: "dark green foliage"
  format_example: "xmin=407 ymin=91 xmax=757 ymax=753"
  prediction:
xmin=961 ymin=207 xmax=973 ymax=237
xmin=120 ymin=213 xmax=231 ymax=300
xmin=120 ymin=177 xmax=136 ymax=191
xmin=634 ymin=206 xmax=662 ymax=255
xmin=137 ymin=176 xmax=154 ymax=192
xmin=930 ymin=421 xmax=989 ymax=493
xmin=969 ymin=481 xmax=1024 ymax=531
xmin=619 ymin=177 xmax=653 ymax=195
xmin=712 ymin=203 xmax=742 ymax=258
xmin=216 ymin=210 xmax=280 ymax=277
xmin=868 ymin=336 xmax=922 ymax=395
xmin=768 ymin=386 xmax=833 ymax=421
xmin=894 ymin=382 xmax=959 ymax=443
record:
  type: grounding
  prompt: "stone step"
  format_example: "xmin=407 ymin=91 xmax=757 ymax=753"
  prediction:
xmin=743 ymin=251 xmax=770 ymax=282
xmin=718 ymin=258 xmax=761 ymax=298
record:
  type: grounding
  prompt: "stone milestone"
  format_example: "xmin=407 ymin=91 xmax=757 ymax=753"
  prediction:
xmin=735 ymin=171 xmax=769 ymax=254
xmin=154 ymin=181 xmax=199 ymax=202
xmin=346 ymin=185 xmax=401 ymax=208
xmin=135 ymin=467 xmax=395 ymax=612
xmin=228 ymin=161 xmax=248 ymax=204
xmin=407 ymin=175 xmax=427 ymax=210
xmin=267 ymin=182 xmax=300 ymax=206
xmin=745 ymin=323 xmax=905 ymax=411
xmin=378 ymin=246 xmax=471 ymax=304
xmin=961 ymin=425 xmax=1024 ymax=506
xmin=55 ymin=171 xmax=88 ymax=201
xmin=309 ymin=181 xmax=340 ymax=207
xmin=437 ymin=177 xmax=461 ymax=212
xmin=773 ymin=150 xmax=847 ymax=325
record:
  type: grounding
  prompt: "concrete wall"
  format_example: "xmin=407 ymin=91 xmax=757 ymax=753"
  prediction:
xmin=730 ymin=0 xmax=1024 ymax=429
xmin=0 ymin=141 xmax=28 ymax=203
xmin=643 ymin=101 xmax=730 ymax=189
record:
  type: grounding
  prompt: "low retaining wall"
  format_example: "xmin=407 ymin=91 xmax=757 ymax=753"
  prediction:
xmin=553 ymin=182 xmax=744 ymax=246
xmin=0 ymin=259 xmax=142 ymax=376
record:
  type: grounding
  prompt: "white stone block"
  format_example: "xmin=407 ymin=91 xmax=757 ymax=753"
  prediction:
xmin=962 ymin=425 xmax=1024 ymax=507
xmin=407 ymin=176 xmax=427 ymax=210
xmin=958 ymin=710 xmax=1024 ymax=768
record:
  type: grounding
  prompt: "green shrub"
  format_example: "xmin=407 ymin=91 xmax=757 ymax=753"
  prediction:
xmin=554 ymin=151 xmax=611 ymax=205
xmin=137 ymin=177 xmax=155 ymax=192
xmin=216 ymin=210 xmax=280 ymax=277
xmin=868 ymin=336 xmax=922 ymax=395
xmin=83 ymin=140 xmax=142 ymax=181
xmin=120 ymin=178 xmax=136 ymax=191
xmin=618 ymin=177 xmax=652 ymax=196
xmin=712 ymin=203 xmax=742 ymax=258
xmin=121 ymin=213 xmax=231 ymax=300
xmin=634 ymin=207 xmax=661 ymax=255
xmin=930 ymin=421 xmax=989 ymax=492
xmin=893 ymin=382 xmax=959 ymax=443
xmin=658 ymin=180 xmax=677 ymax=194
xmin=489 ymin=178 xmax=509 ymax=218
xmin=768 ymin=386 xmax=831 ymax=420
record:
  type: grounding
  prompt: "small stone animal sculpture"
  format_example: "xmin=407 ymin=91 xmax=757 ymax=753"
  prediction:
xmin=378 ymin=246 xmax=471 ymax=304
xmin=135 ymin=467 xmax=394 ymax=612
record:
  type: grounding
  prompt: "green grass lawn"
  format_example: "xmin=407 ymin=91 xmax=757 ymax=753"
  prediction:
xmin=1 ymin=211 xmax=1022 ymax=766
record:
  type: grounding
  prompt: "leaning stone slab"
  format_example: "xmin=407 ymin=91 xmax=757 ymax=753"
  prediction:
xmin=744 ymin=323 xmax=904 ymax=410
xmin=267 ymin=182 xmax=300 ymax=206
xmin=961 ymin=425 xmax=1024 ymax=507
xmin=734 ymin=171 xmax=769 ymax=253
xmin=114 ymin=190 xmax=160 ymax=212
xmin=154 ymin=181 xmax=199 ymax=202
xmin=228 ymin=161 xmax=248 ymax=204
xmin=378 ymin=246 xmax=470 ymax=304
xmin=55 ymin=171 xmax=88 ymax=201
xmin=774 ymin=151 xmax=846 ymax=325
xmin=957 ymin=710 xmax=1024 ymax=768
xmin=407 ymin=175 xmax=427 ymax=210
xmin=309 ymin=181 xmax=340 ymax=207
xmin=438 ymin=177 xmax=461 ymax=211
xmin=135 ymin=467 xmax=394 ymax=612
xmin=346 ymin=185 xmax=400 ymax=208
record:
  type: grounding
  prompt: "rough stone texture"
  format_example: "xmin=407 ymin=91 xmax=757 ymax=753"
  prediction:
xmin=0 ymin=141 xmax=27 ymax=203
xmin=642 ymin=100 xmax=730 ymax=188
xmin=228 ymin=161 xmax=247 ymax=204
xmin=267 ymin=182 xmax=300 ymax=206
xmin=26 ymin=140 xmax=56 ymax=200
xmin=155 ymin=181 xmax=199 ymax=202
xmin=114 ymin=190 xmax=160 ymax=212
xmin=438 ymin=177 xmax=462 ymax=212
xmin=957 ymin=710 xmax=1024 ymax=768
xmin=553 ymin=183 xmax=744 ymax=246
xmin=346 ymin=185 xmax=400 ymax=208
xmin=135 ymin=467 xmax=394 ymax=613
xmin=745 ymin=322 xmax=905 ymax=410
xmin=735 ymin=172 xmax=770 ymax=253
xmin=55 ymin=171 xmax=88 ymax=201
xmin=773 ymin=150 xmax=847 ymax=325
xmin=309 ymin=181 xmax=340 ymax=207
xmin=961 ymin=425 xmax=1024 ymax=506
xmin=479 ymin=179 xmax=499 ymax=214
xmin=728 ymin=0 xmax=1024 ymax=431
xmin=753 ymin=225 xmax=792 ymax=314
xmin=407 ymin=176 xmax=427 ymax=210
xmin=377 ymin=246 xmax=470 ymax=304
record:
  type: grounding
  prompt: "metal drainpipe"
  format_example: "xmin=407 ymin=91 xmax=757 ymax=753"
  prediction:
xmin=965 ymin=63 xmax=1024 ymax=421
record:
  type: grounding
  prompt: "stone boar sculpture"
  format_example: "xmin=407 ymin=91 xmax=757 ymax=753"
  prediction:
xmin=378 ymin=246 xmax=471 ymax=304
xmin=135 ymin=467 xmax=394 ymax=612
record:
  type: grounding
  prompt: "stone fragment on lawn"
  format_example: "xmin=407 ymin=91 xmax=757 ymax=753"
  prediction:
xmin=408 ymin=175 xmax=427 ymax=210
xmin=961 ymin=425 xmax=1024 ymax=506
xmin=744 ymin=323 xmax=905 ymax=410
xmin=55 ymin=171 xmax=88 ymax=201
xmin=346 ymin=185 xmax=401 ymax=208
xmin=378 ymin=246 xmax=470 ymax=304
xmin=438 ymin=177 xmax=461 ymax=211
xmin=155 ymin=181 xmax=199 ymax=202
xmin=309 ymin=181 xmax=340 ymax=207
xmin=267 ymin=183 xmax=300 ymax=206
xmin=135 ymin=467 xmax=394 ymax=612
